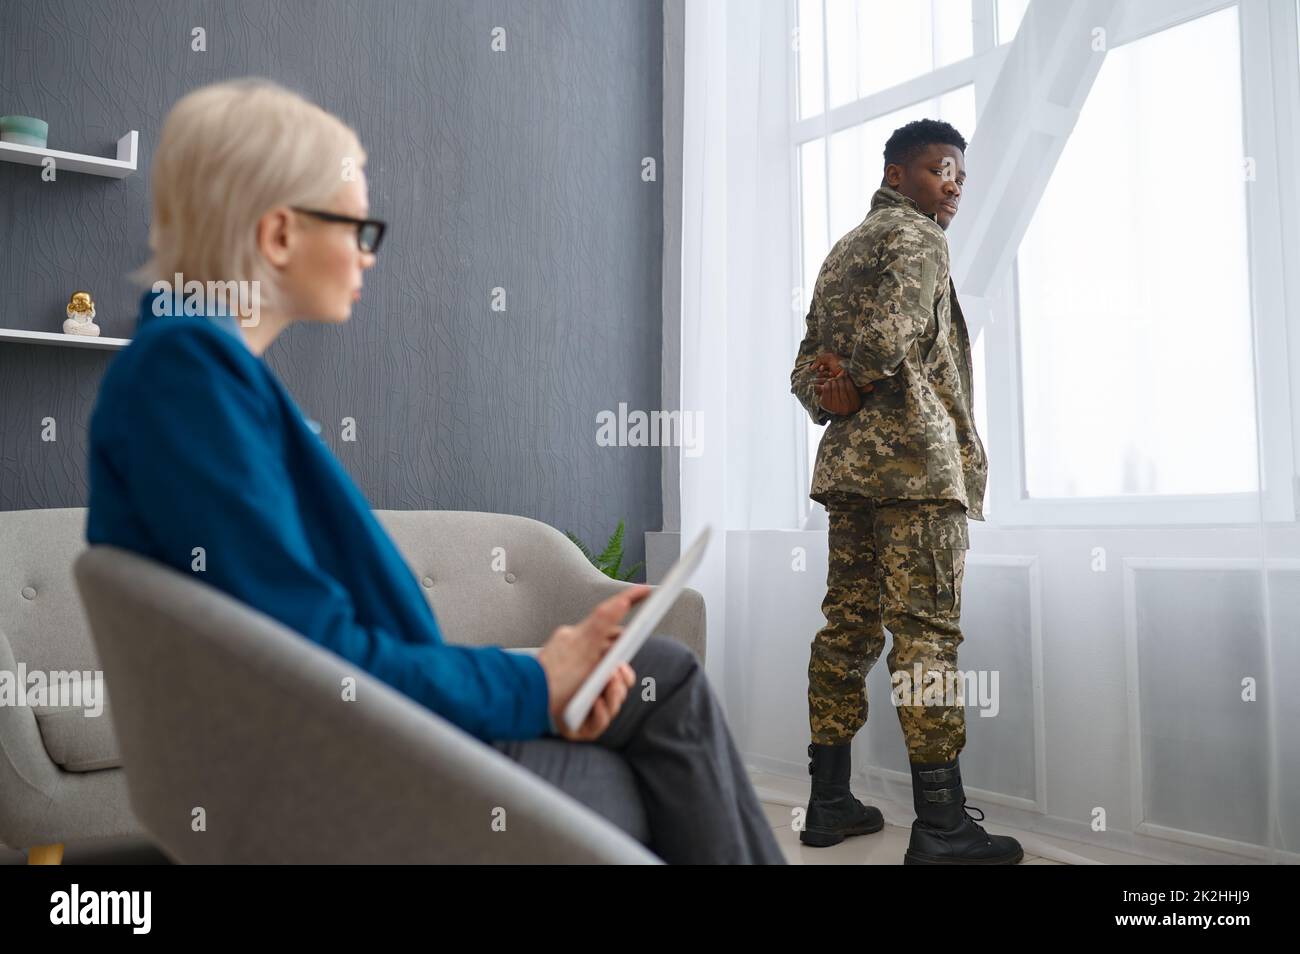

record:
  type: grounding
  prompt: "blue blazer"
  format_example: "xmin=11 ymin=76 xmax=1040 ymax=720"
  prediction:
xmin=86 ymin=289 xmax=552 ymax=742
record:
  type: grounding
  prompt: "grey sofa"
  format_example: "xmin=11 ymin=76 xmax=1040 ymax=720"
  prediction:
xmin=0 ymin=506 xmax=704 ymax=863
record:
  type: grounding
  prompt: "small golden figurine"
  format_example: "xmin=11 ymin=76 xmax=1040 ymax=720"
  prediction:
xmin=63 ymin=291 xmax=101 ymax=337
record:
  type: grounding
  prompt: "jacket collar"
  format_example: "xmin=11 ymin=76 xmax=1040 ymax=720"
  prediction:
xmin=136 ymin=287 xmax=244 ymax=344
xmin=870 ymin=185 xmax=938 ymax=225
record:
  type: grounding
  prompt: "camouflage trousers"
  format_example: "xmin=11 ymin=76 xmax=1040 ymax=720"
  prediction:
xmin=808 ymin=492 xmax=969 ymax=763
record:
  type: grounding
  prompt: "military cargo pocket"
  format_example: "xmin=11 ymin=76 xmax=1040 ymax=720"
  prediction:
xmin=929 ymin=547 xmax=965 ymax=617
xmin=919 ymin=503 xmax=966 ymax=618
xmin=919 ymin=257 xmax=938 ymax=311
xmin=875 ymin=499 xmax=969 ymax=620
xmin=919 ymin=257 xmax=939 ymax=362
xmin=891 ymin=546 xmax=962 ymax=618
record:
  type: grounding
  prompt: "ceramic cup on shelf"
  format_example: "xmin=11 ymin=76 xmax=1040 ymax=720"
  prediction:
xmin=0 ymin=115 xmax=49 ymax=147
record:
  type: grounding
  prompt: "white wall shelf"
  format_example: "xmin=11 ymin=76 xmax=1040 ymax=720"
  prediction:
xmin=0 ymin=130 xmax=138 ymax=179
xmin=0 ymin=328 xmax=129 ymax=350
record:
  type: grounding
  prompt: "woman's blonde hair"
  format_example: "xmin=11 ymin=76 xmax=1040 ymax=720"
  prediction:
xmin=133 ymin=77 xmax=366 ymax=309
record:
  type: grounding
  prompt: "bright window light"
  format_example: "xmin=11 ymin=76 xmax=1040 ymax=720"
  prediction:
xmin=1016 ymin=7 xmax=1257 ymax=498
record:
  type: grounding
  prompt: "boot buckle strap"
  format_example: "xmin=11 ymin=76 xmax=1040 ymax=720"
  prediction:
xmin=922 ymin=787 xmax=956 ymax=804
xmin=917 ymin=766 xmax=956 ymax=783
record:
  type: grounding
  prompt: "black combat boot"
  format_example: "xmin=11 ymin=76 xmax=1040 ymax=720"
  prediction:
xmin=800 ymin=742 xmax=884 ymax=847
xmin=904 ymin=757 xmax=1023 ymax=864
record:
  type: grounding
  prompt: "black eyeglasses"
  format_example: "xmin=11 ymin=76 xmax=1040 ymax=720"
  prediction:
xmin=291 ymin=207 xmax=387 ymax=253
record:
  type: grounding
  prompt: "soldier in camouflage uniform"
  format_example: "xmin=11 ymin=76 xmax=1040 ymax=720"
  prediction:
xmin=789 ymin=119 xmax=1021 ymax=864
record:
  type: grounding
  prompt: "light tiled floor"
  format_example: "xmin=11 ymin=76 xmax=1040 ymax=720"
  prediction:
xmin=751 ymin=767 xmax=1171 ymax=865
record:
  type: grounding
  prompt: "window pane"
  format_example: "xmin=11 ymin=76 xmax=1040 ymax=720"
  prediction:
xmin=826 ymin=0 xmax=858 ymax=110
xmin=997 ymin=0 xmax=1029 ymax=45
xmin=800 ymin=137 xmax=830 ymax=482
xmin=825 ymin=0 xmax=973 ymax=109
xmin=797 ymin=0 xmax=825 ymax=119
xmin=799 ymin=138 xmax=829 ymax=312
xmin=1017 ymin=8 xmax=1256 ymax=498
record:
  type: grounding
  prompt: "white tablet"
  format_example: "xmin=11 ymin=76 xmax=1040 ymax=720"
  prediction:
xmin=562 ymin=526 xmax=712 ymax=734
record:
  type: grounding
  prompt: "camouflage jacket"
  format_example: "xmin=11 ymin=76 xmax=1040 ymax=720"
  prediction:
xmin=790 ymin=185 xmax=988 ymax=521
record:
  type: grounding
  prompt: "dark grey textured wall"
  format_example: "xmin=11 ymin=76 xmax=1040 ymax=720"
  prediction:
xmin=0 ymin=0 xmax=663 ymax=577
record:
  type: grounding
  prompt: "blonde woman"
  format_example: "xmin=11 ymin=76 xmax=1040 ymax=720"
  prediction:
xmin=85 ymin=78 xmax=783 ymax=864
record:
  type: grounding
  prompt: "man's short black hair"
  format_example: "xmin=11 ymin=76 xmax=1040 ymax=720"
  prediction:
xmin=883 ymin=118 xmax=967 ymax=169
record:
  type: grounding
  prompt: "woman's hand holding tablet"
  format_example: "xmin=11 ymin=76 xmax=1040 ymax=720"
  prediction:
xmin=537 ymin=585 xmax=652 ymax=741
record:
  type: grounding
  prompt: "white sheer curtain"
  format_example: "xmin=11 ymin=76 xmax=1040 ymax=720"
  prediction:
xmin=672 ymin=0 xmax=805 ymax=704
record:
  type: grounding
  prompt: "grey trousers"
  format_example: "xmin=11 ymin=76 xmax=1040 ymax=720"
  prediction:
xmin=492 ymin=635 xmax=786 ymax=864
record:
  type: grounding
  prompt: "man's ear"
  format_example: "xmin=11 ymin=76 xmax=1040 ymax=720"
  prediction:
xmin=256 ymin=208 xmax=294 ymax=269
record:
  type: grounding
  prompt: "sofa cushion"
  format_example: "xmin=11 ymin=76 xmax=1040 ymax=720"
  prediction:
xmin=31 ymin=693 xmax=123 ymax=772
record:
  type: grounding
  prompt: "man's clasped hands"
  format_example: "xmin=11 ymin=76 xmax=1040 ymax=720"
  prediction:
xmin=812 ymin=352 xmax=874 ymax=415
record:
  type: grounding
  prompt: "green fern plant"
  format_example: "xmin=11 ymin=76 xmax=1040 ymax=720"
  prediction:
xmin=565 ymin=520 xmax=645 ymax=581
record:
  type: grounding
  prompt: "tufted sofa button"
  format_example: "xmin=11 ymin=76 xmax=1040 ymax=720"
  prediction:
xmin=21 ymin=585 xmax=36 ymax=600
xmin=504 ymin=572 xmax=517 ymax=584
xmin=421 ymin=576 xmax=434 ymax=588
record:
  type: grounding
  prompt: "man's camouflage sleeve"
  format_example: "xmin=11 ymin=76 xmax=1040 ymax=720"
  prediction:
xmin=843 ymin=225 xmax=939 ymax=388
xmin=790 ymin=304 xmax=832 ymax=426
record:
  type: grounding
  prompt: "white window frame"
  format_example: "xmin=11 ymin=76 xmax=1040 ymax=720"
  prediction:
xmin=790 ymin=0 xmax=1300 ymax=530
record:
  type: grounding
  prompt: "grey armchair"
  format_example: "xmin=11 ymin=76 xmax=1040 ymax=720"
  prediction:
xmin=0 ymin=507 xmax=139 ymax=864
xmin=67 ymin=509 xmax=704 ymax=863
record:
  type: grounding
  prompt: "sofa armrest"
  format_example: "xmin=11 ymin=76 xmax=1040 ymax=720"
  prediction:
xmin=376 ymin=510 xmax=708 ymax=663
xmin=565 ymin=574 xmax=708 ymax=665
